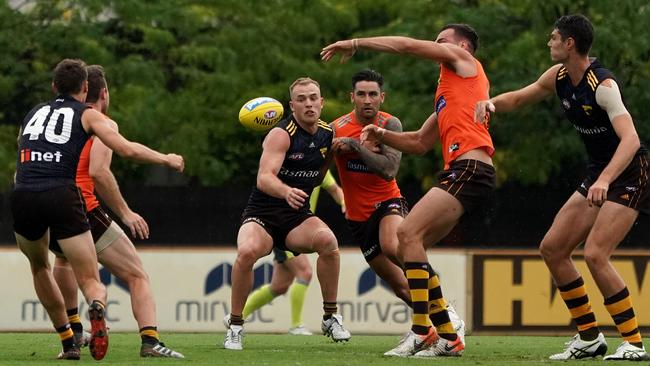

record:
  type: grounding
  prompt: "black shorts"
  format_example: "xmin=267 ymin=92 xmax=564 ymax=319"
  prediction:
xmin=436 ymin=159 xmax=496 ymax=213
xmin=11 ymin=185 xmax=90 ymax=241
xmin=577 ymin=154 xmax=650 ymax=214
xmin=241 ymin=204 xmax=314 ymax=252
xmin=272 ymin=247 xmax=300 ymax=263
xmin=347 ymin=197 xmax=409 ymax=262
xmin=50 ymin=206 xmax=117 ymax=256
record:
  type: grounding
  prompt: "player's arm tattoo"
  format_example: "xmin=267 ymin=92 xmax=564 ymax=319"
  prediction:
xmin=340 ymin=117 xmax=402 ymax=180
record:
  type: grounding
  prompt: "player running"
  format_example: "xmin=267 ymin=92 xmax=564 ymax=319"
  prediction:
xmin=12 ymin=58 xmax=183 ymax=360
xmin=49 ymin=65 xmax=184 ymax=359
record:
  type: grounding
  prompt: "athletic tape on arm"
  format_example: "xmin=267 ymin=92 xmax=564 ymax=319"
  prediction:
xmin=596 ymin=79 xmax=630 ymax=121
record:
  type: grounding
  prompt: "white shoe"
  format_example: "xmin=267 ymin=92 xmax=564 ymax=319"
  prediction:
xmin=321 ymin=314 xmax=351 ymax=342
xmin=288 ymin=325 xmax=313 ymax=336
xmin=603 ymin=341 xmax=650 ymax=361
xmin=224 ymin=325 xmax=244 ymax=351
xmin=413 ymin=335 xmax=465 ymax=357
xmin=222 ymin=314 xmax=231 ymax=330
xmin=446 ymin=304 xmax=466 ymax=345
xmin=140 ymin=342 xmax=185 ymax=358
xmin=74 ymin=330 xmax=92 ymax=348
xmin=549 ymin=333 xmax=607 ymax=360
xmin=384 ymin=328 xmax=439 ymax=357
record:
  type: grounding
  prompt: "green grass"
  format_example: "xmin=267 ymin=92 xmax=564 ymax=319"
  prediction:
xmin=0 ymin=333 xmax=625 ymax=365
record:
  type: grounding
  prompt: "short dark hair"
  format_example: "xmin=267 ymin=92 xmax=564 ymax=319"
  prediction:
xmin=52 ymin=59 xmax=87 ymax=95
xmin=86 ymin=65 xmax=107 ymax=103
xmin=351 ymin=69 xmax=384 ymax=90
xmin=554 ymin=14 xmax=594 ymax=55
xmin=441 ymin=24 xmax=479 ymax=54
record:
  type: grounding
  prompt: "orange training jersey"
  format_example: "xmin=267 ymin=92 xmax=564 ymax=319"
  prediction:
xmin=76 ymin=137 xmax=100 ymax=212
xmin=333 ymin=111 xmax=402 ymax=221
xmin=434 ymin=58 xmax=494 ymax=169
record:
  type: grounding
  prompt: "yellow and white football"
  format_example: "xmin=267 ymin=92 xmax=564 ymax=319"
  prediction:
xmin=238 ymin=97 xmax=284 ymax=133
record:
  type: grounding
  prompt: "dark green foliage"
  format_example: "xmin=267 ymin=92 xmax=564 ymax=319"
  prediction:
xmin=0 ymin=0 xmax=647 ymax=189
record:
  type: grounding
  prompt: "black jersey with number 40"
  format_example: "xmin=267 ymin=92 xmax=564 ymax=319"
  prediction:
xmin=247 ymin=115 xmax=333 ymax=210
xmin=555 ymin=59 xmax=646 ymax=170
xmin=15 ymin=95 xmax=89 ymax=192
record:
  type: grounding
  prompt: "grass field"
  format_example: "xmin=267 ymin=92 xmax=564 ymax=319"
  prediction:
xmin=0 ymin=333 xmax=626 ymax=365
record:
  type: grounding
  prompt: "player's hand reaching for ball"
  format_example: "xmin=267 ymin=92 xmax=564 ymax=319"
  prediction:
xmin=285 ymin=187 xmax=309 ymax=210
xmin=166 ymin=154 xmax=185 ymax=172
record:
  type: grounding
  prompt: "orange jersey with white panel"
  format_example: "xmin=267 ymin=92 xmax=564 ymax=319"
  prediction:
xmin=333 ymin=111 xmax=402 ymax=221
xmin=434 ymin=58 xmax=494 ymax=169
xmin=75 ymin=137 xmax=100 ymax=212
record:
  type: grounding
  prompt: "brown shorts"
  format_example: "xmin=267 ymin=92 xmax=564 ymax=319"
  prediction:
xmin=435 ymin=159 xmax=496 ymax=213
xmin=11 ymin=185 xmax=90 ymax=241
xmin=50 ymin=206 xmax=125 ymax=257
xmin=577 ymin=153 xmax=649 ymax=214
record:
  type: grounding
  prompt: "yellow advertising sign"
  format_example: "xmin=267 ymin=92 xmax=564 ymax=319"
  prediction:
xmin=473 ymin=252 xmax=650 ymax=332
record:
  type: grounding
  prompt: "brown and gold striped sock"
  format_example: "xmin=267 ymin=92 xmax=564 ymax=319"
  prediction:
xmin=323 ymin=302 xmax=337 ymax=320
xmin=229 ymin=314 xmax=244 ymax=326
xmin=56 ymin=323 xmax=75 ymax=351
xmin=426 ymin=264 xmax=457 ymax=341
xmin=66 ymin=307 xmax=83 ymax=334
xmin=140 ymin=326 xmax=160 ymax=345
xmin=558 ymin=277 xmax=599 ymax=341
xmin=605 ymin=287 xmax=643 ymax=348
xmin=405 ymin=262 xmax=431 ymax=335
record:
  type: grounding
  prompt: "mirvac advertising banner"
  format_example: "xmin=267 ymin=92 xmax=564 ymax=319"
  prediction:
xmin=0 ymin=248 xmax=467 ymax=334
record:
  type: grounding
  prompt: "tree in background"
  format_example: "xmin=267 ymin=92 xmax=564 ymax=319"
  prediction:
xmin=0 ymin=0 xmax=648 ymax=191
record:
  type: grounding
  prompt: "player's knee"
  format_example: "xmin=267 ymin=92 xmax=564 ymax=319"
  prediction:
xmin=120 ymin=266 xmax=150 ymax=287
xmin=272 ymin=283 xmax=291 ymax=295
xmin=539 ymin=239 xmax=563 ymax=262
xmin=236 ymin=244 xmax=264 ymax=265
xmin=53 ymin=256 xmax=70 ymax=267
xmin=312 ymin=229 xmax=338 ymax=254
xmin=296 ymin=268 xmax=313 ymax=283
xmin=584 ymin=246 xmax=608 ymax=269
xmin=396 ymin=224 xmax=416 ymax=248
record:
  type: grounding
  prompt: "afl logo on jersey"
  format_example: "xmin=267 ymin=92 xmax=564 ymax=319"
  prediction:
xmin=287 ymin=152 xmax=304 ymax=161
xmin=562 ymin=99 xmax=571 ymax=110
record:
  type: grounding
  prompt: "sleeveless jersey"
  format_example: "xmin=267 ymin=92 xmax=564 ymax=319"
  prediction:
xmin=15 ymin=95 xmax=89 ymax=191
xmin=333 ymin=111 xmax=402 ymax=221
xmin=247 ymin=115 xmax=333 ymax=211
xmin=76 ymin=137 xmax=100 ymax=211
xmin=555 ymin=59 xmax=646 ymax=170
xmin=434 ymin=59 xmax=494 ymax=169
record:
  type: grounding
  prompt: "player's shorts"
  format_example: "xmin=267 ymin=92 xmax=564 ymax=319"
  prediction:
xmin=272 ymin=248 xmax=296 ymax=263
xmin=241 ymin=205 xmax=314 ymax=253
xmin=436 ymin=159 xmax=496 ymax=213
xmin=11 ymin=185 xmax=90 ymax=241
xmin=577 ymin=153 xmax=649 ymax=214
xmin=346 ymin=197 xmax=409 ymax=262
xmin=49 ymin=206 xmax=125 ymax=257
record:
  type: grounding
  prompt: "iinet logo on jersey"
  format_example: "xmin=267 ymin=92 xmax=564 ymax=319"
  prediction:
xmin=20 ymin=149 xmax=62 ymax=163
